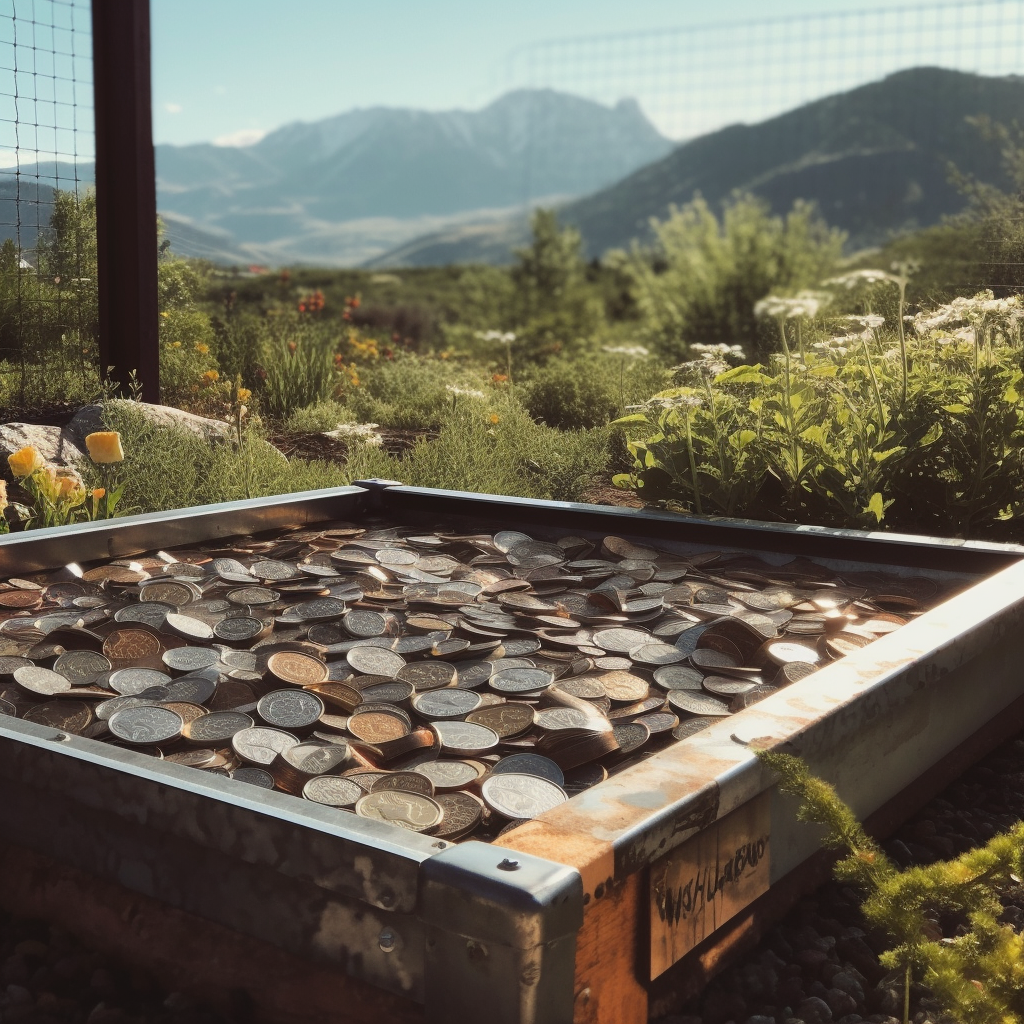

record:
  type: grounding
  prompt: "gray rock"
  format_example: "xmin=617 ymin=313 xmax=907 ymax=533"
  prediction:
xmin=64 ymin=401 xmax=230 ymax=450
xmin=796 ymin=996 xmax=833 ymax=1024
xmin=0 ymin=422 xmax=84 ymax=475
xmin=830 ymin=971 xmax=866 ymax=1003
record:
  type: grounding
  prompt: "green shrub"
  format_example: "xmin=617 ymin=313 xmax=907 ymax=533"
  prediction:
xmin=759 ymin=749 xmax=1024 ymax=1024
xmin=521 ymin=357 xmax=618 ymax=429
xmin=94 ymin=401 xmax=350 ymax=515
xmin=618 ymin=194 xmax=845 ymax=362
xmin=256 ymin=329 xmax=340 ymax=421
xmin=283 ymin=400 xmax=351 ymax=434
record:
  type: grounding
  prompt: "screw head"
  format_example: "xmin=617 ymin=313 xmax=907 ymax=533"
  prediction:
xmin=378 ymin=928 xmax=397 ymax=953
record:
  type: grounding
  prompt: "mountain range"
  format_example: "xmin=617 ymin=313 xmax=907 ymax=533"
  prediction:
xmin=2 ymin=68 xmax=1020 ymax=268
xmin=375 ymin=67 xmax=1024 ymax=266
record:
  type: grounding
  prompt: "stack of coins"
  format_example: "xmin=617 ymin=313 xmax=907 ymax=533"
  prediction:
xmin=0 ymin=520 xmax=958 ymax=842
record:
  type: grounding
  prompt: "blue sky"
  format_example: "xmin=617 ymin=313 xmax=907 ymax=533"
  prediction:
xmin=150 ymin=0 xmax=993 ymax=147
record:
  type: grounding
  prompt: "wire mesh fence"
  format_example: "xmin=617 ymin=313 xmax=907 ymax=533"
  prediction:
xmin=0 ymin=0 xmax=96 ymax=412
xmin=504 ymin=0 xmax=1024 ymax=296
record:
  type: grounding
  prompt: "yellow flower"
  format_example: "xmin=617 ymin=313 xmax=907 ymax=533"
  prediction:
xmin=8 ymin=446 xmax=44 ymax=478
xmin=236 ymin=387 xmax=251 ymax=402
xmin=195 ymin=343 xmax=210 ymax=354
xmin=160 ymin=311 xmax=170 ymax=319
xmin=171 ymin=341 xmax=181 ymax=348
xmin=85 ymin=431 xmax=125 ymax=464
xmin=489 ymin=414 xmax=500 ymax=425
xmin=202 ymin=369 xmax=219 ymax=383
xmin=0 ymin=480 xmax=8 ymax=511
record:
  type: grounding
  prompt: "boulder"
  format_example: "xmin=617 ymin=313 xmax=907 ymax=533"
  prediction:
xmin=63 ymin=402 xmax=230 ymax=451
xmin=0 ymin=423 xmax=85 ymax=477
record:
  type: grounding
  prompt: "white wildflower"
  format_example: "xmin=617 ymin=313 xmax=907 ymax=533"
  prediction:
xmin=844 ymin=314 xmax=885 ymax=331
xmin=824 ymin=268 xmax=898 ymax=290
xmin=325 ymin=422 xmax=384 ymax=446
xmin=754 ymin=290 xmax=830 ymax=320
xmin=446 ymin=385 xmax=485 ymax=399
xmin=476 ymin=330 xmax=516 ymax=345
xmin=602 ymin=344 xmax=650 ymax=358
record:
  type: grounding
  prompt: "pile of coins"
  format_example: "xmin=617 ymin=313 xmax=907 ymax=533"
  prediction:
xmin=0 ymin=521 xmax=958 ymax=841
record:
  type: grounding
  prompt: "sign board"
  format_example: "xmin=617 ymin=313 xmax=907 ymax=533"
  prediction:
xmin=649 ymin=791 xmax=771 ymax=978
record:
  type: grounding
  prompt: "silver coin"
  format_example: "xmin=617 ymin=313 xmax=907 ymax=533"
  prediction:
xmin=672 ymin=716 xmax=719 ymax=740
xmin=303 ymin=775 xmax=364 ymax=807
xmin=293 ymin=598 xmax=348 ymax=622
xmin=250 ymin=559 xmax=300 ymax=581
xmin=114 ymin=603 xmax=173 ymax=628
xmin=346 ymin=646 xmax=406 ymax=678
xmin=164 ymin=613 xmax=215 ymax=641
xmin=139 ymin=579 xmax=197 ymax=607
xmin=53 ymin=650 xmax=111 ymax=686
xmin=535 ymin=707 xmax=591 ymax=731
xmin=411 ymin=689 xmax=482 ymax=719
xmin=432 ymin=720 xmax=499 ymax=755
xmin=226 ymin=587 xmax=279 ymax=606
xmin=232 ymin=726 xmax=299 ymax=764
xmin=230 ymin=766 xmax=275 ymax=787
xmin=343 ymin=609 xmax=387 ymax=638
xmin=14 ymin=665 xmax=72 ymax=696
xmin=592 ymin=627 xmax=652 ymax=653
xmin=653 ymin=665 xmax=705 ymax=691
xmin=257 ymin=689 xmax=324 ymax=729
xmin=162 ymin=647 xmax=221 ymax=673
xmin=490 ymin=667 xmax=554 ymax=694
xmin=501 ymin=638 xmax=542 ymax=657
xmin=213 ymin=617 xmax=265 ymax=643
xmin=108 ymin=668 xmax=172 ymax=696
xmin=95 ymin=695 xmax=158 ymax=721
xmin=412 ymin=759 xmax=480 ymax=790
xmin=629 ymin=641 xmax=688 ymax=665
xmin=232 ymin=766 xmax=276 ymax=788
xmin=108 ymin=705 xmax=183 ymax=745
xmin=397 ymin=661 xmax=456 ymax=691
xmin=667 ymin=691 xmax=732 ymax=716
xmin=165 ymin=675 xmax=217 ymax=704
xmin=490 ymin=753 xmax=565 ymax=787
xmin=186 ymin=711 xmax=254 ymax=743
xmin=481 ymin=773 xmax=568 ymax=819
xmin=360 ymin=680 xmax=415 ymax=703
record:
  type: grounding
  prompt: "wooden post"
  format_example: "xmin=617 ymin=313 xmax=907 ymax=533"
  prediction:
xmin=91 ymin=0 xmax=159 ymax=402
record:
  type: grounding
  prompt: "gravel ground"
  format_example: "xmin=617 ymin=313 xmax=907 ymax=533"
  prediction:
xmin=655 ymin=733 xmax=1024 ymax=1024
xmin=1 ymin=733 xmax=1023 ymax=1023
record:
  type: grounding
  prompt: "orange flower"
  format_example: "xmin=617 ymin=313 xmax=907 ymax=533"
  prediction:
xmin=288 ymin=341 xmax=297 ymax=353
xmin=491 ymin=373 xmax=508 ymax=383
xmin=195 ymin=342 xmax=210 ymax=354
xmin=236 ymin=387 xmax=252 ymax=402
xmin=92 ymin=487 xmax=105 ymax=500
xmin=202 ymin=369 xmax=219 ymax=383
xmin=489 ymin=413 xmax=500 ymax=425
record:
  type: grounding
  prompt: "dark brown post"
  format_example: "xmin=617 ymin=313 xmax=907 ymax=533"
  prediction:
xmin=91 ymin=0 xmax=159 ymax=402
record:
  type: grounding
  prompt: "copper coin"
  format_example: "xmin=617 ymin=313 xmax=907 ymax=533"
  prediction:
xmin=23 ymin=700 xmax=94 ymax=734
xmin=266 ymin=651 xmax=328 ymax=686
xmin=347 ymin=710 xmax=410 ymax=743
xmin=465 ymin=703 xmax=534 ymax=738
xmin=371 ymin=771 xmax=435 ymax=796
xmin=102 ymin=628 xmax=162 ymax=662
xmin=599 ymin=671 xmax=649 ymax=702
xmin=432 ymin=791 xmax=484 ymax=838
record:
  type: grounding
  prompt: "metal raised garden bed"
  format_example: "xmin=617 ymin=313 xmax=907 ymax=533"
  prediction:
xmin=1 ymin=480 xmax=1023 ymax=1024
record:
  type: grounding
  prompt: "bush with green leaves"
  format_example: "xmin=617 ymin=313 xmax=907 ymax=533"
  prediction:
xmin=614 ymin=289 xmax=1024 ymax=540
xmin=759 ymin=749 xmax=1024 ymax=1024
xmin=616 ymin=194 xmax=845 ymax=362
